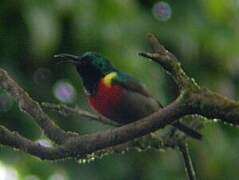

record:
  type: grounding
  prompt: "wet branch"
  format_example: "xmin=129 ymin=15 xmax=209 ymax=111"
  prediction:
xmin=0 ymin=33 xmax=238 ymax=169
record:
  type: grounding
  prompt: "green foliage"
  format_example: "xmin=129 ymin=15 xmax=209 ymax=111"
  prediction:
xmin=0 ymin=0 xmax=239 ymax=179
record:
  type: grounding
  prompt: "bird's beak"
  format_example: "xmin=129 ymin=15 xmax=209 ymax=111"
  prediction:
xmin=53 ymin=54 xmax=79 ymax=65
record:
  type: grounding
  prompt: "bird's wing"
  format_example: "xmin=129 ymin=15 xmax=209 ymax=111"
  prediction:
xmin=113 ymin=72 xmax=164 ymax=107
xmin=113 ymin=73 xmax=152 ymax=97
xmin=113 ymin=73 xmax=202 ymax=139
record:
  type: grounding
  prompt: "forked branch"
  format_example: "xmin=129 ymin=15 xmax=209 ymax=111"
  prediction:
xmin=0 ymin=33 xmax=238 ymax=164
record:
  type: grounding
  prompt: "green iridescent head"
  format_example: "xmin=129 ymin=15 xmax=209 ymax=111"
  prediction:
xmin=54 ymin=52 xmax=115 ymax=75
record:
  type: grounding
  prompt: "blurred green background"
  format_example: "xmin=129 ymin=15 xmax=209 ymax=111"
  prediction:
xmin=0 ymin=0 xmax=239 ymax=179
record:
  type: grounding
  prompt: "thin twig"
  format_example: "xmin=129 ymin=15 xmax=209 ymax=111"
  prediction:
xmin=178 ymin=143 xmax=196 ymax=180
xmin=139 ymin=33 xmax=200 ymax=91
xmin=41 ymin=102 xmax=117 ymax=126
xmin=41 ymin=102 xmax=202 ymax=140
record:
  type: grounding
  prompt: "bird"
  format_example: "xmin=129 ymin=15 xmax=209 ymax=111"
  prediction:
xmin=54 ymin=52 xmax=201 ymax=139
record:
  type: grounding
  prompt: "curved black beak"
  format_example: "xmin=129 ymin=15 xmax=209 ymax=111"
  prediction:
xmin=53 ymin=54 xmax=80 ymax=64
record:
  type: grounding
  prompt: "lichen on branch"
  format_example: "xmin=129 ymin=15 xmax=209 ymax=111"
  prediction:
xmin=0 ymin=33 xmax=238 ymax=180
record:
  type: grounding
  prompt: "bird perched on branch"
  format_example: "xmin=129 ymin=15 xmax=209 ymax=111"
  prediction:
xmin=54 ymin=52 xmax=201 ymax=139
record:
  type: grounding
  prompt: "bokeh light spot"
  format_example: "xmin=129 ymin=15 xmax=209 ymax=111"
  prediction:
xmin=53 ymin=80 xmax=76 ymax=104
xmin=25 ymin=175 xmax=40 ymax=180
xmin=0 ymin=161 xmax=19 ymax=180
xmin=48 ymin=171 xmax=68 ymax=180
xmin=152 ymin=1 xmax=172 ymax=21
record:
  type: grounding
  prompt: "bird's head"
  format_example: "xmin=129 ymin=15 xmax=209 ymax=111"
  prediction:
xmin=54 ymin=52 xmax=115 ymax=78
xmin=54 ymin=52 xmax=116 ymax=94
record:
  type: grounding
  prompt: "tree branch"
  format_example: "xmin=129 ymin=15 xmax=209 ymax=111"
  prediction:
xmin=189 ymin=89 xmax=239 ymax=126
xmin=0 ymin=125 xmax=65 ymax=160
xmin=0 ymin=69 xmax=78 ymax=144
xmin=139 ymin=33 xmax=198 ymax=91
xmin=139 ymin=33 xmax=239 ymax=126
xmin=41 ymin=102 xmax=202 ymax=139
xmin=178 ymin=143 xmax=196 ymax=180
xmin=41 ymin=102 xmax=117 ymax=126
xmin=0 ymin=33 xmax=238 ymax=163
xmin=0 ymin=99 xmax=188 ymax=160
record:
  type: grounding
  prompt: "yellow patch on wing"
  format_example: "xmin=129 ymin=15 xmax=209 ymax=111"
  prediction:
xmin=103 ymin=72 xmax=117 ymax=87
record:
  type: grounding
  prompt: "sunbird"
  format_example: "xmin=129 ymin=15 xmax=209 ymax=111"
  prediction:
xmin=54 ymin=52 xmax=201 ymax=139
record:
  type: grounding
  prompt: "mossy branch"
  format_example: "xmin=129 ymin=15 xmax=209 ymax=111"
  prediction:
xmin=0 ymin=33 xmax=238 ymax=180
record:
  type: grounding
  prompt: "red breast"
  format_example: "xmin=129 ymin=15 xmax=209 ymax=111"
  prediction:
xmin=88 ymin=79 xmax=123 ymax=118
